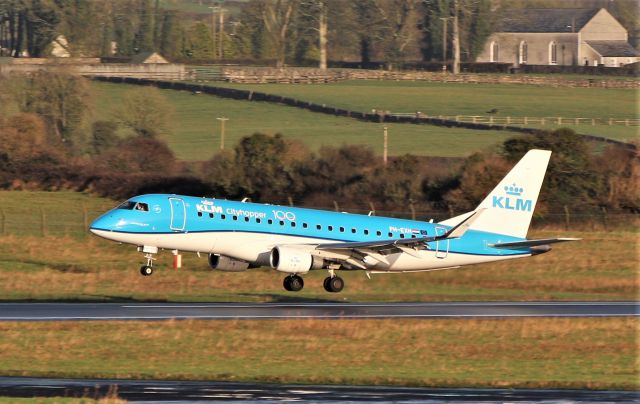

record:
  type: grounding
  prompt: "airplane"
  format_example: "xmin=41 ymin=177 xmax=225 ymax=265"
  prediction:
xmin=90 ymin=149 xmax=579 ymax=293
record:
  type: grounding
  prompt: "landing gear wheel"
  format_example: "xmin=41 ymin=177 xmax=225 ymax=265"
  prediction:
xmin=284 ymin=275 xmax=304 ymax=292
xmin=323 ymin=276 xmax=331 ymax=292
xmin=140 ymin=265 xmax=153 ymax=276
xmin=324 ymin=276 xmax=344 ymax=293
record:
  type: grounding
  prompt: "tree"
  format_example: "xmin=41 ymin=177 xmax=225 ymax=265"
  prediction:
xmin=14 ymin=70 xmax=92 ymax=148
xmin=133 ymin=0 xmax=154 ymax=52
xmin=261 ymin=0 xmax=297 ymax=67
xmin=186 ymin=21 xmax=214 ymax=59
xmin=112 ymin=86 xmax=173 ymax=138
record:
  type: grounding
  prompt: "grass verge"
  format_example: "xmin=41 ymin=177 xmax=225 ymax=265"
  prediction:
xmin=0 ymin=318 xmax=636 ymax=390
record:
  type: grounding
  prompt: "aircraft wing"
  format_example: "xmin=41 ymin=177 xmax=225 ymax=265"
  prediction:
xmin=316 ymin=209 xmax=485 ymax=252
xmin=489 ymin=238 xmax=581 ymax=249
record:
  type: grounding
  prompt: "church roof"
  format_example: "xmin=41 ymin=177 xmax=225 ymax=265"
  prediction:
xmin=497 ymin=8 xmax=600 ymax=33
xmin=586 ymin=41 xmax=640 ymax=57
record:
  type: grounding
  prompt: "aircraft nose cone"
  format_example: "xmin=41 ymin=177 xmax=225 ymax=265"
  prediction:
xmin=89 ymin=214 xmax=114 ymax=234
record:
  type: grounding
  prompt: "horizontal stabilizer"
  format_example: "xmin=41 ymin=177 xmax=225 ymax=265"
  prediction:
xmin=490 ymin=238 xmax=581 ymax=249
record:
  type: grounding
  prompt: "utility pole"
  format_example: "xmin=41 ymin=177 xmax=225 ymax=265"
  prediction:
xmin=216 ymin=117 xmax=228 ymax=150
xmin=383 ymin=125 xmax=388 ymax=166
xmin=439 ymin=17 xmax=450 ymax=73
xmin=452 ymin=0 xmax=461 ymax=74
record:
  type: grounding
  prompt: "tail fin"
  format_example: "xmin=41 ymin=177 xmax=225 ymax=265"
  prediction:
xmin=441 ymin=149 xmax=551 ymax=238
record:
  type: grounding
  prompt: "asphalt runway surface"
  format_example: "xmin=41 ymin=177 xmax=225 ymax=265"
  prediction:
xmin=0 ymin=301 xmax=636 ymax=321
xmin=0 ymin=377 xmax=638 ymax=402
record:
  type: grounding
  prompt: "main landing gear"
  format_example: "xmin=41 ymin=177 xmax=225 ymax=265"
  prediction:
xmin=281 ymin=274 xmax=345 ymax=293
xmin=283 ymin=275 xmax=304 ymax=292
xmin=323 ymin=276 xmax=344 ymax=293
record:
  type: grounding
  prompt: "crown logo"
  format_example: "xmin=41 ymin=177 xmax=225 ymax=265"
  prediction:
xmin=504 ymin=183 xmax=523 ymax=196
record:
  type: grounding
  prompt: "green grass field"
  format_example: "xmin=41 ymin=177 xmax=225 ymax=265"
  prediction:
xmin=92 ymin=81 xmax=519 ymax=161
xmin=0 ymin=318 xmax=636 ymax=390
xmin=0 ymin=191 xmax=636 ymax=302
xmin=212 ymin=80 xmax=639 ymax=142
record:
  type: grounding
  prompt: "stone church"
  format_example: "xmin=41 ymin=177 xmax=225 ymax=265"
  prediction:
xmin=476 ymin=8 xmax=639 ymax=67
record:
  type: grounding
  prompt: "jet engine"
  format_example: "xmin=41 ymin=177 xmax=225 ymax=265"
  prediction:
xmin=208 ymin=254 xmax=250 ymax=272
xmin=270 ymin=245 xmax=324 ymax=274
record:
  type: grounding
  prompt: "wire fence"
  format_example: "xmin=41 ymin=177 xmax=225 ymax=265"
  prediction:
xmin=0 ymin=205 xmax=636 ymax=239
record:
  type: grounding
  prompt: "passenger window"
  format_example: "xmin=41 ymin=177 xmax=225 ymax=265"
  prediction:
xmin=268 ymin=219 xmax=273 ymax=225
xmin=279 ymin=221 xmax=285 ymax=226
xmin=364 ymin=229 xmax=369 ymax=235
xmin=303 ymin=223 xmax=308 ymax=228
xmin=221 ymin=214 xmax=226 ymax=220
xmin=388 ymin=232 xmax=393 ymax=237
xmin=256 ymin=218 xmax=261 ymax=224
xmin=291 ymin=222 xmax=296 ymax=227
xmin=376 ymin=231 xmax=381 ymax=236
xmin=233 ymin=216 xmax=238 ymax=221
xmin=411 ymin=235 xmax=416 ymax=238
xmin=351 ymin=228 xmax=356 ymax=234
xmin=244 ymin=217 xmax=249 ymax=222
xmin=340 ymin=227 xmax=345 ymax=232
xmin=400 ymin=234 xmax=405 ymax=239
xmin=316 ymin=224 xmax=322 ymax=230
xmin=328 ymin=225 xmax=333 ymax=231
xmin=209 ymin=213 xmax=214 ymax=218
xmin=197 ymin=212 xmax=203 ymax=217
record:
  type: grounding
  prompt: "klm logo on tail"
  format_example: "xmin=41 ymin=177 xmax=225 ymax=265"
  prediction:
xmin=492 ymin=183 xmax=532 ymax=212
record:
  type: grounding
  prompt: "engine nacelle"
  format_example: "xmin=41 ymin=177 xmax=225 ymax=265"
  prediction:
xmin=270 ymin=245 xmax=324 ymax=274
xmin=208 ymin=254 xmax=250 ymax=272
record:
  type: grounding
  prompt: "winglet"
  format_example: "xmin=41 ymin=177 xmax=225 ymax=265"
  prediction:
xmin=442 ymin=208 xmax=486 ymax=239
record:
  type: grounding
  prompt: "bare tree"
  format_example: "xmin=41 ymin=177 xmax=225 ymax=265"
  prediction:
xmin=262 ymin=0 xmax=297 ymax=68
xmin=374 ymin=0 xmax=421 ymax=65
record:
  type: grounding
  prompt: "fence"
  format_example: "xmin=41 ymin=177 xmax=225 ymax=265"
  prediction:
xmin=390 ymin=113 xmax=640 ymax=127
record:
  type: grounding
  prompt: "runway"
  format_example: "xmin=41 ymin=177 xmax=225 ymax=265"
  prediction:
xmin=0 ymin=301 xmax=636 ymax=321
xmin=0 ymin=377 xmax=637 ymax=402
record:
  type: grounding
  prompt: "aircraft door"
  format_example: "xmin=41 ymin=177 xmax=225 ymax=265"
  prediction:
xmin=435 ymin=226 xmax=449 ymax=258
xmin=169 ymin=198 xmax=186 ymax=231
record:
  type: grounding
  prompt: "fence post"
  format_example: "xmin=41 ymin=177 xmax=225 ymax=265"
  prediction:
xmin=287 ymin=196 xmax=294 ymax=207
xmin=0 ymin=208 xmax=4 ymax=234
xmin=40 ymin=207 xmax=47 ymax=237
xmin=333 ymin=200 xmax=340 ymax=212
xmin=563 ymin=205 xmax=570 ymax=231
xmin=82 ymin=205 xmax=89 ymax=236
xmin=557 ymin=117 xmax=562 ymax=125
xmin=601 ymin=207 xmax=608 ymax=231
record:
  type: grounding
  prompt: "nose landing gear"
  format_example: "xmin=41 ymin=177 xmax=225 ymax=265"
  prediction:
xmin=137 ymin=246 xmax=158 ymax=277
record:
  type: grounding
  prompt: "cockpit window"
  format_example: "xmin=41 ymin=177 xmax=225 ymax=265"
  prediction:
xmin=117 ymin=201 xmax=149 ymax=212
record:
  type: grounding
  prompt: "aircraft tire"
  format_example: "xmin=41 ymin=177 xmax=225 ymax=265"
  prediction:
xmin=283 ymin=277 xmax=292 ymax=291
xmin=327 ymin=276 xmax=344 ymax=293
xmin=323 ymin=277 xmax=332 ymax=292
xmin=288 ymin=275 xmax=304 ymax=292
xmin=140 ymin=265 xmax=153 ymax=276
